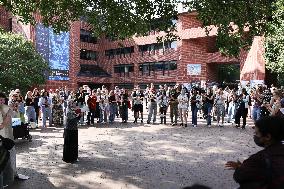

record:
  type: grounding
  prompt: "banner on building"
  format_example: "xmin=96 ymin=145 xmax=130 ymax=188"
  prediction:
xmin=250 ymin=80 xmax=264 ymax=87
xmin=35 ymin=23 xmax=70 ymax=81
xmin=187 ymin=64 xmax=201 ymax=75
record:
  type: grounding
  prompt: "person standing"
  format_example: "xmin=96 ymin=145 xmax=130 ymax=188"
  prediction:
xmin=147 ymin=87 xmax=157 ymax=124
xmin=169 ymin=86 xmax=179 ymax=126
xmin=25 ymin=91 xmax=36 ymax=124
xmin=114 ymin=86 xmax=121 ymax=118
xmin=39 ymin=91 xmax=52 ymax=127
xmin=214 ymin=88 xmax=226 ymax=127
xmin=75 ymin=87 xmax=85 ymax=125
xmin=132 ymin=86 xmax=144 ymax=123
xmin=52 ymin=90 xmax=64 ymax=127
xmin=0 ymin=92 xmax=16 ymax=187
xmin=108 ymin=90 xmax=116 ymax=123
xmin=13 ymin=89 xmax=25 ymax=123
xmin=227 ymin=90 xmax=236 ymax=124
xmin=178 ymin=88 xmax=189 ymax=127
xmin=235 ymin=88 xmax=249 ymax=129
xmin=32 ymin=88 xmax=41 ymax=126
xmin=86 ymin=90 xmax=97 ymax=125
xmin=158 ymin=91 xmax=169 ymax=124
xmin=190 ymin=89 xmax=199 ymax=127
xmin=251 ymin=87 xmax=264 ymax=122
xmin=203 ymin=88 xmax=214 ymax=127
xmin=63 ymin=101 xmax=81 ymax=163
xmin=120 ymin=89 xmax=129 ymax=123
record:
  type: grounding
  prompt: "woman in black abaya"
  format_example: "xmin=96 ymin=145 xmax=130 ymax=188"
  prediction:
xmin=63 ymin=101 xmax=81 ymax=163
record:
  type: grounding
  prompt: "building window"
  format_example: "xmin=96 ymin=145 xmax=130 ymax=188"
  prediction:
xmin=139 ymin=61 xmax=177 ymax=76
xmin=80 ymin=49 xmax=97 ymax=60
xmin=138 ymin=41 xmax=177 ymax=56
xmin=78 ymin=64 xmax=110 ymax=77
xmin=169 ymin=61 xmax=177 ymax=70
xmin=105 ymin=46 xmax=134 ymax=59
xmin=113 ymin=64 xmax=134 ymax=77
xmin=80 ymin=29 xmax=97 ymax=44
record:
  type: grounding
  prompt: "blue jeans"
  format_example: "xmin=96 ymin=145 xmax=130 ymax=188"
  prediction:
xmin=147 ymin=102 xmax=157 ymax=123
xmin=26 ymin=106 xmax=36 ymax=123
xmin=205 ymin=103 xmax=213 ymax=125
xmin=191 ymin=106 xmax=198 ymax=125
xmin=109 ymin=104 xmax=116 ymax=122
xmin=41 ymin=106 xmax=52 ymax=127
xmin=252 ymin=106 xmax=261 ymax=122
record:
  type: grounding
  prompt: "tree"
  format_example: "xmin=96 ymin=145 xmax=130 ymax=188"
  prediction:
xmin=0 ymin=0 xmax=178 ymax=40
xmin=187 ymin=0 xmax=275 ymax=56
xmin=264 ymin=0 xmax=284 ymax=82
xmin=2 ymin=0 xmax=284 ymax=74
xmin=187 ymin=0 xmax=284 ymax=82
xmin=0 ymin=29 xmax=49 ymax=93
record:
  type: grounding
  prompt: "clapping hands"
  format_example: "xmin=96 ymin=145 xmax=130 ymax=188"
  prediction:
xmin=225 ymin=161 xmax=242 ymax=170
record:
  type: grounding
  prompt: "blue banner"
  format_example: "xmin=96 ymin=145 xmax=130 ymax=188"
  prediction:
xmin=35 ymin=23 xmax=70 ymax=80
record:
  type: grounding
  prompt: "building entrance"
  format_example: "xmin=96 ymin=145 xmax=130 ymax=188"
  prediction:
xmin=217 ymin=64 xmax=240 ymax=83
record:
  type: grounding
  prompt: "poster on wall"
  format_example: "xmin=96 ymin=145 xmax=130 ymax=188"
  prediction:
xmin=187 ymin=64 xmax=201 ymax=75
xmin=250 ymin=80 xmax=264 ymax=87
xmin=36 ymin=23 xmax=70 ymax=81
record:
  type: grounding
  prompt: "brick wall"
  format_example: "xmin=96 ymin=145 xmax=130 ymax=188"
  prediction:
xmin=179 ymin=12 xmax=203 ymax=29
xmin=0 ymin=6 xmax=11 ymax=31
xmin=2 ymin=9 xmax=266 ymax=90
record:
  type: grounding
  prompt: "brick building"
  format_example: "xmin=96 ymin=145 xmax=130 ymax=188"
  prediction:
xmin=0 ymin=8 xmax=266 ymax=90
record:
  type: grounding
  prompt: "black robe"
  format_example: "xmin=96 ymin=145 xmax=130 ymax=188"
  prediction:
xmin=63 ymin=110 xmax=80 ymax=163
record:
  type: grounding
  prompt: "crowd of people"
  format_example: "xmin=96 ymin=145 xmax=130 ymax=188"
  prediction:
xmin=1 ymin=82 xmax=284 ymax=129
xmin=1 ymin=82 xmax=284 ymax=188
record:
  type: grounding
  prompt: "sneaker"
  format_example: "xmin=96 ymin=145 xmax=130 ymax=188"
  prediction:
xmin=180 ymin=123 xmax=183 ymax=126
xmin=141 ymin=120 xmax=143 ymax=123
xmin=184 ymin=124 xmax=187 ymax=127
xmin=219 ymin=124 xmax=224 ymax=127
xmin=207 ymin=124 xmax=211 ymax=128
xmin=193 ymin=125 xmax=197 ymax=128
xmin=147 ymin=120 xmax=150 ymax=124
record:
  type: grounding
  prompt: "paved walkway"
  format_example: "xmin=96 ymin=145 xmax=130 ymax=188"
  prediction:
xmin=8 ymin=114 xmax=259 ymax=189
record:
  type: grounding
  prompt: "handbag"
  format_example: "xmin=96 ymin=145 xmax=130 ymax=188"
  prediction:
xmin=0 ymin=135 xmax=12 ymax=172
xmin=0 ymin=135 xmax=15 ymax=151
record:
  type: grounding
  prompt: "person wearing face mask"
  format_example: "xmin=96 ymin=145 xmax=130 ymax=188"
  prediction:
xmin=225 ymin=116 xmax=284 ymax=189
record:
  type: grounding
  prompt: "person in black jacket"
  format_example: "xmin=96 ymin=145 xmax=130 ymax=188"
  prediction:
xmin=225 ymin=116 xmax=284 ymax=189
xmin=63 ymin=100 xmax=81 ymax=163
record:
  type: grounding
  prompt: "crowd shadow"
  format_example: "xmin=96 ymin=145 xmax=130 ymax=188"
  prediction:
xmin=7 ymin=167 xmax=57 ymax=189
xmin=13 ymin=114 xmax=258 ymax=189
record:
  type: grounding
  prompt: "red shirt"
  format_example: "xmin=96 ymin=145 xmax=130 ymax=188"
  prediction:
xmin=87 ymin=95 xmax=97 ymax=110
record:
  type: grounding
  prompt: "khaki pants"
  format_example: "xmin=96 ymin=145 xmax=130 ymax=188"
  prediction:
xmin=170 ymin=102 xmax=178 ymax=124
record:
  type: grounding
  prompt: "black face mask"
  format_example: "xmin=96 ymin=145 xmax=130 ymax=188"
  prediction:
xmin=254 ymin=135 xmax=265 ymax=147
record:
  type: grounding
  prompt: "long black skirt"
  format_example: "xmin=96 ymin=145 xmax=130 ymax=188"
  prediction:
xmin=63 ymin=129 xmax=78 ymax=163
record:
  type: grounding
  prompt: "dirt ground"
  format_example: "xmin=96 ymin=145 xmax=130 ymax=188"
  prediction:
xmin=7 ymin=114 xmax=259 ymax=189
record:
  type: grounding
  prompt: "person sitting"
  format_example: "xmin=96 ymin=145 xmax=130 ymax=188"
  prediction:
xmin=225 ymin=116 xmax=284 ymax=189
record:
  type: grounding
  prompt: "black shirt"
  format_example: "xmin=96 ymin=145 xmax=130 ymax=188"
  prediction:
xmin=25 ymin=97 xmax=34 ymax=106
xmin=204 ymin=93 xmax=214 ymax=104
